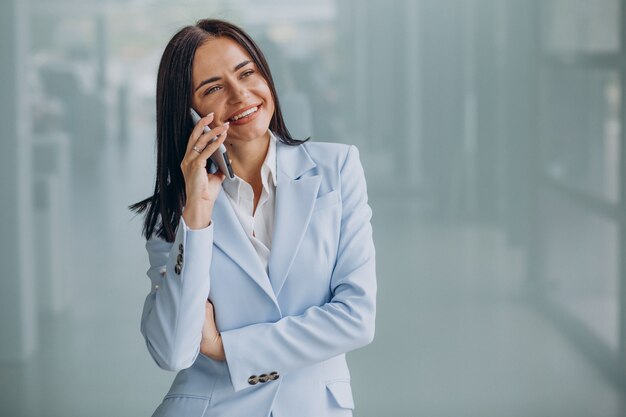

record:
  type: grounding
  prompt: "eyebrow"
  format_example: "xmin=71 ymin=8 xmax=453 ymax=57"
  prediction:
xmin=194 ymin=60 xmax=252 ymax=92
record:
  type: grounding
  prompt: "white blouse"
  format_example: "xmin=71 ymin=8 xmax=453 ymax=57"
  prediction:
xmin=221 ymin=132 xmax=277 ymax=274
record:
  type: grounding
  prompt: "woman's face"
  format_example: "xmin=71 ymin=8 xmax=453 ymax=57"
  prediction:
xmin=190 ymin=36 xmax=275 ymax=145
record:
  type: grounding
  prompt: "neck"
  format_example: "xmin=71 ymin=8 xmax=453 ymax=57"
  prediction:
xmin=226 ymin=131 xmax=270 ymax=185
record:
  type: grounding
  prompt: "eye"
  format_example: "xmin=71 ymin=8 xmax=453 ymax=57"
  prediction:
xmin=204 ymin=85 xmax=221 ymax=95
xmin=241 ymin=69 xmax=254 ymax=78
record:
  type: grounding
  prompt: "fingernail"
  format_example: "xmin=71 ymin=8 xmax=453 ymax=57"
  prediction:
xmin=207 ymin=112 xmax=214 ymax=117
xmin=223 ymin=122 xmax=230 ymax=126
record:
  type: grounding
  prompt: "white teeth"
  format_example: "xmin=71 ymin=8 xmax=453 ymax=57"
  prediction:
xmin=231 ymin=106 xmax=258 ymax=121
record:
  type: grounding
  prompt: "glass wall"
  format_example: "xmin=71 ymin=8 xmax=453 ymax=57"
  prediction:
xmin=536 ymin=0 xmax=625 ymax=365
xmin=2 ymin=0 xmax=626 ymax=416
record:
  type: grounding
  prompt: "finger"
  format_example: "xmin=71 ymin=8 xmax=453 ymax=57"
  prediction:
xmin=186 ymin=112 xmax=215 ymax=153
xmin=198 ymin=131 xmax=228 ymax=164
xmin=186 ymin=126 xmax=228 ymax=164
xmin=193 ymin=123 xmax=229 ymax=154
xmin=191 ymin=127 xmax=228 ymax=161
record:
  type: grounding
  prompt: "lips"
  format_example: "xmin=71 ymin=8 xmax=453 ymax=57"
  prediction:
xmin=227 ymin=104 xmax=262 ymax=122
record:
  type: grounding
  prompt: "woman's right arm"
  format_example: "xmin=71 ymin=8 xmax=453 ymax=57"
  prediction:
xmin=140 ymin=221 xmax=214 ymax=371
xmin=140 ymin=112 xmax=228 ymax=371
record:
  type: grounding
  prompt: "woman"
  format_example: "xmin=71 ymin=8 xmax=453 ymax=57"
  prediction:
xmin=131 ymin=19 xmax=376 ymax=417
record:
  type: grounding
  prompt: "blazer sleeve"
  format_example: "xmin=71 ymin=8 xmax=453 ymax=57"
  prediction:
xmin=221 ymin=145 xmax=377 ymax=392
xmin=140 ymin=218 xmax=214 ymax=371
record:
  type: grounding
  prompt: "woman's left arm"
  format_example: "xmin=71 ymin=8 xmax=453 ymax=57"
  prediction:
xmin=220 ymin=145 xmax=377 ymax=392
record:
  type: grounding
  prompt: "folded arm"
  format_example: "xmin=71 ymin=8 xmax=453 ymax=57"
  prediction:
xmin=221 ymin=145 xmax=377 ymax=392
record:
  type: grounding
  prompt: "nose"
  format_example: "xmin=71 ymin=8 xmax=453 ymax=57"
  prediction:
xmin=228 ymin=80 xmax=249 ymax=104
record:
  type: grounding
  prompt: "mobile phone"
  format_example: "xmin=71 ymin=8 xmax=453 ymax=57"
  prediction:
xmin=189 ymin=108 xmax=235 ymax=179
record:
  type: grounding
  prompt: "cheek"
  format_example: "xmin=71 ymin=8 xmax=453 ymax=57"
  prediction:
xmin=253 ymin=80 xmax=274 ymax=104
xmin=202 ymin=99 xmax=228 ymax=124
xmin=261 ymin=89 xmax=275 ymax=114
xmin=265 ymin=91 xmax=274 ymax=108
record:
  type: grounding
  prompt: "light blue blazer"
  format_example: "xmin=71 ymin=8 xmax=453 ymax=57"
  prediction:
xmin=141 ymin=141 xmax=377 ymax=417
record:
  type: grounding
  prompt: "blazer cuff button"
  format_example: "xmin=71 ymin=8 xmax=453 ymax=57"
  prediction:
xmin=248 ymin=375 xmax=259 ymax=385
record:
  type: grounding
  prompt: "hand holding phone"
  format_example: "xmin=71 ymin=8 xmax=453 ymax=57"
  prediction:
xmin=190 ymin=108 xmax=235 ymax=179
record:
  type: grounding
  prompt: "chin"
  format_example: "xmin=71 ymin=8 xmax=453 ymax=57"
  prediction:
xmin=229 ymin=122 xmax=272 ymax=142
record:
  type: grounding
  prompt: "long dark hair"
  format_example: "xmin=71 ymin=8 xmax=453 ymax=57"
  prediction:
xmin=130 ymin=19 xmax=307 ymax=242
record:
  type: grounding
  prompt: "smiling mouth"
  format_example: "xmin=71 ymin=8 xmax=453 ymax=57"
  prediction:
xmin=229 ymin=105 xmax=260 ymax=122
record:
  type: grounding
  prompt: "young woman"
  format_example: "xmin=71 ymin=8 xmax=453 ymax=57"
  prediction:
xmin=131 ymin=19 xmax=376 ymax=417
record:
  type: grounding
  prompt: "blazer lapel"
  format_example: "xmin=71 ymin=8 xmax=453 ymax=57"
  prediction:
xmin=269 ymin=142 xmax=320 ymax=296
xmin=212 ymin=190 xmax=277 ymax=304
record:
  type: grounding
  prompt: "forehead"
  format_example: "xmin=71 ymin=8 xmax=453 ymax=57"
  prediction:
xmin=192 ymin=36 xmax=253 ymax=76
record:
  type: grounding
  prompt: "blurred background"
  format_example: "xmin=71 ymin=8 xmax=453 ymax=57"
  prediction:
xmin=1 ymin=0 xmax=625 ymax=416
